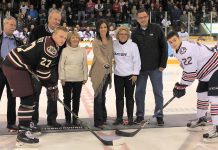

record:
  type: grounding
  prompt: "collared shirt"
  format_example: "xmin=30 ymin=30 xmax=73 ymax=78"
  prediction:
xmin=1 ymin=32 xmax=17 ymax=59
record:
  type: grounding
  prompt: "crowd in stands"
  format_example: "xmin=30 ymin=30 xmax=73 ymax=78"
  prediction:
xmin=0 ymin=0 xmax=218 ymax=43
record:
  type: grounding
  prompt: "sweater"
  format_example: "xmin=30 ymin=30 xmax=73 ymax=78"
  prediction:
xmin=58 ymin=45 xmax=88 ymax=82
xmin=89 ymin=38 xmax=114 ymax=96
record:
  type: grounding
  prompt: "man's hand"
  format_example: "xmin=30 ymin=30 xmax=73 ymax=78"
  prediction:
xmin=129 ymin=75 xmax=137 ymax=85
xmin=47 ymin=85 xmax=59 ymax=101
xmin=173 ymin=82 xmax=187 ymax=98
xmin=159 ymin=67 xmax=165 ymax=72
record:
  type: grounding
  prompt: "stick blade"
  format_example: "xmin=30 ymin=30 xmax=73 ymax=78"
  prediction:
xmin=115 ymin=129 xmax=140 ymax=137
xmin=101 ymin=140 xmax=113 ymax=146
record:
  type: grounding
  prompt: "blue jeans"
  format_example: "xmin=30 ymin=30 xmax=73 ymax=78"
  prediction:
xmin=135 ymin=68 xmax=164 ymax=118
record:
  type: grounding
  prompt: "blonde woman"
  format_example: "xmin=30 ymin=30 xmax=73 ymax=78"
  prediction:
xmin=59 ymin=31 xmax=88 ymax=126
xmin=113 ymin=26 xmax=141 ymax=125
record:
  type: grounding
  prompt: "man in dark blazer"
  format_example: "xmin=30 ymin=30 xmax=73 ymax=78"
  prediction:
xmin=29 ymin=9 xmax=63 ymax=127
xmin=0 ymin=16 xmax=23 ymax=131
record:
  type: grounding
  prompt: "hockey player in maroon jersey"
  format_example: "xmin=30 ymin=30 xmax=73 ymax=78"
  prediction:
xmin=2 ymin=26 xmax=68 ymax=146
xmin=167 ymin=31 xmax=218 ymax=142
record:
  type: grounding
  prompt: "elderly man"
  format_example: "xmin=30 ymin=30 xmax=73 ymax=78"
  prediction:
xmin=29 ymin=9 xmax=63 ymax=127
xmin=0 ymin=16 xmax=23 ymax=131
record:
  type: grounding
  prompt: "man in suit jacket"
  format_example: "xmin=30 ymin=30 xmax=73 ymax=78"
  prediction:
xmin=0 ymin=16 xmax=23 ymax=131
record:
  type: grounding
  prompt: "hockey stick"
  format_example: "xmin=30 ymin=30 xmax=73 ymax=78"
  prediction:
xmin=115 ymin=96 xmax=176 ymax=137
xmin=27 ymin=71 xmax=113 ymax=145
xmin=57 ymin=98 xmax=113 ymax=146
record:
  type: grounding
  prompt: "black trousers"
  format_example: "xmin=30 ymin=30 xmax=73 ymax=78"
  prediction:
xmin=114 ymin=75 xmax=135 ymax=120
xmin=94 ymin=75 xmax=110 ymax=126
xmin=62 ymin=81 xmax=83 ymax=123
xmin=32 ymin=78 xmax=58 ymax=124
xmin=0 ymin=68 xmax=16 ymax=126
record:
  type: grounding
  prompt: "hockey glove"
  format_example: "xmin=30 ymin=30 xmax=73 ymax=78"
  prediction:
xmin=104 ymin=64 xmax=110 ymax=69
xmin=46 ymin=85 xmax=59 ymax=101
xmin=173 ymin=82 xmax=187 ymax=98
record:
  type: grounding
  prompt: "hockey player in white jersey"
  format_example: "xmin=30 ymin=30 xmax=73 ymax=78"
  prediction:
xmin=167 ymin=31 xmax=218 ymax=142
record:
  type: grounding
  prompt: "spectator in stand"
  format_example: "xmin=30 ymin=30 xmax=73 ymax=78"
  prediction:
xmin=19 ymin=2 xmax=29 ymax=15
xmin=211 ymin=6 xmax=217 ymax=22
xmin=109 ymin=24 xmax=116 ymax=40
xmin=66 ymin=6 xmax=73 ymax=17
xmin=67 ymin=14 xmax=74 ymax=28
xmin=78 ymin=0 xmax=86 ymax=24
xmin=95 ymin=0 xmax=104 ymax=14
xmin=17 ymin=13 xmax=26 ymax=32
xmin=87 ymin=13 xmax=96 ymax=25
xmin=112 ymin=0 xmax=121 ymax=15
xmin=171 ymin=4 xmax=182 ymax=26
xmin=130 ymin=5 xmax=137 ymax=26
xmin=49 ymin=3 xmax=57 ymax=14
xmin=26 ymin=15 xmax=36 ymax=30
xmin=156 ymin=6 xmax=165 ymax=25
xmin=122 ymin=1 xmax=131 ymax=23
xmin=104 ymin=0 xmax=112 ymax=13
xmin=20 ymin=26 xmax=30 ymax=45
xmin=83 ymin=26 xmax=95 ymax=41
xmin=59 ymin=4 xmax=67 ymax=23
xmin=39 ymin=5 xmax=47 ymax=25
xmin=178 ymin=27 xmax=189 ymax=41
xmin=4 ymin=2 xmax=18 ymax=18
xmin=97 ymin=11 xmax=105 ymax=20
xmin=149 ymin=3 xmax=157 ymax=23
xmin=86 ymin=0 xmax=95 ymax=18
xmin=26 ymin=4 xmax=38 ymax=21
xmin=179 ymin=10 xmax=188 ymax=27
xmin=105 ymin=10 xmax=115 ymax=23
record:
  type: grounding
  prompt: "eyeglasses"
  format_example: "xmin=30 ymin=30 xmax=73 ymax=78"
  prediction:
xmin=118 ymin=33 xmax=128 ymax=36
xmin=138 ymin=15 xmax=149 ymax=20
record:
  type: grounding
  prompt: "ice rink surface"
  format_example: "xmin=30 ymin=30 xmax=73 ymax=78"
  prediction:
xmin=0 ymin=64 xmax=218 ymax=150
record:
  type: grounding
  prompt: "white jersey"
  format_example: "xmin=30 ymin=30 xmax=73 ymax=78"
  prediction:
xmin=113 ymin=40 xmax=141 ymax=76
xmin=178 ymin=31 xmax=189 ymax=41
xmin=173 ymin=41 xmax=218 ymax=86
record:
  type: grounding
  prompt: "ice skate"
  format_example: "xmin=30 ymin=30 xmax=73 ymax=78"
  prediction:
xmin=203 ymin=126 xmax=218 ymax=143
xmin=16 ymin=131 xmax=39 ymax=147
xmin=30 ymin=122 xmax=41 ymax=136
xmin=187 ymin=116 xmax=208 ymax=131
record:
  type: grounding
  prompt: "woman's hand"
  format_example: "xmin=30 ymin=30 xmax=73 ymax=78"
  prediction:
xmin=129 ymin=75 xmax=137 ymax=85
xmin=61 ymin=80 xmax=65 ymax=86
xmin=83 ymin=80 xmax=87 ymax=85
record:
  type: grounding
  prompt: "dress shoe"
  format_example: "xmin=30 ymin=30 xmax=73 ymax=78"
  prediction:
xmin=134 ymin=116 xmax=144 ymax=124
xmin=113 ymin=119 xmax=123 ymax=125
xmin=73 ymin=120 xmax=81 ymax=126
xmin=156 ymin=117 xmax=164 ymax=126
xmin=94 ymin=124 xmax=105 ymax=129
xmin=48 ymin=121 xmax=62 ymax=127
xmin=7 ymin=124 xmax=18 ymax=131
